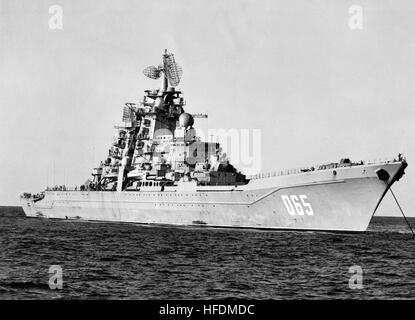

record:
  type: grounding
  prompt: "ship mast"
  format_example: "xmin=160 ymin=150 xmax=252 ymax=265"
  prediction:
xmin=116 ymin=50 xmax=183 ymax=191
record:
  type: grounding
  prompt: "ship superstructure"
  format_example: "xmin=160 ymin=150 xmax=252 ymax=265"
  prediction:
xmin=89 ymin=50 xmax=247 ymax=193
xmin=20 ymin=51 xmax=408 ymax=232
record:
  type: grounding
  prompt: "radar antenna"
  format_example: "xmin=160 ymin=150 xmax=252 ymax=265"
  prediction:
xmin=143 ymin=66 xmax=161 ymax=80
xmin=142 ymin=50 xmax=183 ymax=87
xmin=163 ymin=52 xmax=182 ymax=86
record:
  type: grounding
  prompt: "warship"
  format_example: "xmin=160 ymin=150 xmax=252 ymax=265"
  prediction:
xmin=21 ymin=51 xmax=408 ymax=232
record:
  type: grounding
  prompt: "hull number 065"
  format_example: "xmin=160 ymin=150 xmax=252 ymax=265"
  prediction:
xmin=281 ymin=195 xmax=314 ymax=216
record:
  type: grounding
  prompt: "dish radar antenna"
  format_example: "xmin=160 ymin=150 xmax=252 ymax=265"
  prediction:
xmin=143 ymin=49 xmax=183 ymax=91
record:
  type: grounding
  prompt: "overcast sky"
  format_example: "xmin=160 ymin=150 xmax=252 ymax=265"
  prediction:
xmin=0 ymin=0 xmax=414 ymax=216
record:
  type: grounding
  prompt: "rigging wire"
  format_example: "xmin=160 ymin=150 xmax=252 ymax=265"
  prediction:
xmin=390 ymin=188 xmax=414 ymax=238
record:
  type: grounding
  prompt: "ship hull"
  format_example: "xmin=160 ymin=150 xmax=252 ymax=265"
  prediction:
xmin=20 ymin=162 xmax=406 ymax=232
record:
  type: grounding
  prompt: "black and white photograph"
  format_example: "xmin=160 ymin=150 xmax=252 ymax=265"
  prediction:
xmin=0 ymin=0 xmax=414 ymax=311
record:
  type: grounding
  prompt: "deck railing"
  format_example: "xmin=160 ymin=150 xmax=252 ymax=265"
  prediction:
xmin=247 ymin=156 xmax=401 ymax=180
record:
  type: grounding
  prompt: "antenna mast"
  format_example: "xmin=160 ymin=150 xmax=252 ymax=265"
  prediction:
xmin=143 ymin=49 xmax=183 ymax=90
